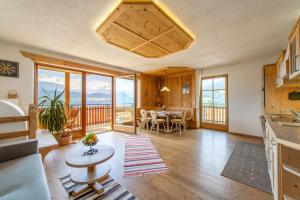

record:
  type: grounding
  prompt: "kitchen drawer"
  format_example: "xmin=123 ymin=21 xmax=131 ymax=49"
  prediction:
xmin=282 ymin=145 xmax=300 ymax=170
xmin=282 ymin=168 xmax=300 ymax=199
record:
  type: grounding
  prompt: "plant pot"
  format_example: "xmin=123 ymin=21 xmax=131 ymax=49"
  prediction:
xmin=57 ymin=135 xmax=73 ymax=146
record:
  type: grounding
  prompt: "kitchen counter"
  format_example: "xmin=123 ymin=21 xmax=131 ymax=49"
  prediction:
xmin=264 ymin=113 xmax=300 ymax=151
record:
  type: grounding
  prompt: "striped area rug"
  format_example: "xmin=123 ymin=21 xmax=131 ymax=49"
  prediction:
xmin=124 ymin=135 xmax=168 ymax=177
xmin=60 ymin=175 xmax=137 ymax=200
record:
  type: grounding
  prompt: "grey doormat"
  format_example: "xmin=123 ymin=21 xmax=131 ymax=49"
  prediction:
xmin=221 ymin=142 xmax=272 ymax=194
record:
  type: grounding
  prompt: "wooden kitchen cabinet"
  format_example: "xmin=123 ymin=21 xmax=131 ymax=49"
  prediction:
xmin=275 ymin=50 xmax=300 ymax=88
xmin=288 ymin=17 xmax=300 ymax=80
xmin=278 ymin=145 xmax=300 ymax=200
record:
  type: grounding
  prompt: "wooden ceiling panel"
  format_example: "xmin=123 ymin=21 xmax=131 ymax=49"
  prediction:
xmin=115 ymin=4 xmax=172 ymax=40
xmin=152 ymin=27 xmax=192 ymax=52
xmin=144 ymin=67 xmax=194 ymax=76
xmin=133 ymin=43 xmax=167 ymax=58
xmin=96 ymin=1 xmax=194 ymax=58
xmin=102 ymin=24 xmax=145 ymax=50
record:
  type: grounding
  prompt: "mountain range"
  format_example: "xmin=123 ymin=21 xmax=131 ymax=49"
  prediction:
xmin=38 ymin=81 xmax=133 ymax=105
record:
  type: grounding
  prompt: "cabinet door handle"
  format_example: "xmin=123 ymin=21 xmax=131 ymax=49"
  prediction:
xmin=270 ymin=139 xmax=276 ymax=146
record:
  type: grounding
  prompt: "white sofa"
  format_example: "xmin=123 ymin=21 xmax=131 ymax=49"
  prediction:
xmin=0 ymin=140 xmax=51 ymax=200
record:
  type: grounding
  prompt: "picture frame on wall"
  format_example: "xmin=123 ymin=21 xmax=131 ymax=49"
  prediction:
xmin=182 ymin=82 xmax=190 ymax=95
xmin=0 ymin=59 xmax=19 ymax=78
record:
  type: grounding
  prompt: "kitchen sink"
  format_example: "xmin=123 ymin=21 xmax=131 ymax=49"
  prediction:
xmin=278 ymin=122 xmax=300 ymax=127
xmin=269 ymin=114 xmax=295 ymax=122
xmin=268 ymin=114 xmax=300 ymax=127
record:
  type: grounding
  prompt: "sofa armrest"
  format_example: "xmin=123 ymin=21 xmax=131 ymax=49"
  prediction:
xmin=0 ymin=139 xmax=38 ymax=163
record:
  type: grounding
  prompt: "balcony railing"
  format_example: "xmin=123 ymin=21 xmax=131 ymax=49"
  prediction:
xmin=38 ymin=103 xmax=134 ymax=130
xmin=202 ymin=104 xmax=226 ymax=125
xmin=115 ymin=103 xmax=134 ymax=126
xmin=71 ymin=104 xmax=112 ymax=129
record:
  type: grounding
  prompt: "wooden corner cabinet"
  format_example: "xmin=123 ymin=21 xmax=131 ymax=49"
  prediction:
xmin=288 ymin=17 xmax=300 ymax=80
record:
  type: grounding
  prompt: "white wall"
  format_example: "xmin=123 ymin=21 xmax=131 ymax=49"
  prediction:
xmin=0 ymin=41 xmax=34 ymax=106
xmin=196 ymin=56 xmax=276 ymax=137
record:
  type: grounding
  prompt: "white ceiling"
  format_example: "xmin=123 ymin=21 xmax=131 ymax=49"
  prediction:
xmin=0 ymin=0 xmax=299 ymax=72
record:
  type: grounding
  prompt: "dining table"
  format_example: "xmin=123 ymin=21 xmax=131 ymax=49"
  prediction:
xmin=147 ymin=110 xmax=183 ymax=133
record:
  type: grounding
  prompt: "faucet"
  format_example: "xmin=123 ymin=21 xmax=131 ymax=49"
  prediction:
xmin=289 ymin=109 xmax=300 ymax=121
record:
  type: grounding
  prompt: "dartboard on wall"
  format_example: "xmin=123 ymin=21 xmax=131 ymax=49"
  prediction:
xmin=0 ymin=59 xmax=19 ymax=78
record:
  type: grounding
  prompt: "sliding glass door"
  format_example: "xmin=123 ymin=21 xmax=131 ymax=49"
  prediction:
xmin=86 ymin=74 xmax=112 ymax=133
xmin=200 ymin=75 xmax=228 ymax=131
xmin=113 ymin=75 xmax=136 ymax=134
xmin=36 ymin=65 xmax=113 ymax=135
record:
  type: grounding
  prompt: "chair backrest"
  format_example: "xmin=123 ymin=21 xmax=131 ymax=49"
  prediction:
xmin=68 ymin=109 xmax=79 ymax=122
xmin=65 ymin=109 xmax=79 ymax=129
xmin=150 ymin=110 xmax=157 ymax=121
xmin=140 ymin=109 xmax=147 ymax=121
xmin=182 ymin=110 xmax=187 ymax=121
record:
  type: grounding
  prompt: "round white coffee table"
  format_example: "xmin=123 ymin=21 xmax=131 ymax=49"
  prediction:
xmin=65 ymin=145 xmax=115 ymax=194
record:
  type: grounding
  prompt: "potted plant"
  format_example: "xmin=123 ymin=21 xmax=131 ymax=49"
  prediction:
xmin=39 ymin=89 xmax=71 ymax=146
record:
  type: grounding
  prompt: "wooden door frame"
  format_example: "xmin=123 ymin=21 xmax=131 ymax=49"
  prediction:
xmin=200 ymin=74 xmax=228 ymax=131
xmin=112 ymin=74 xmax=137 ymax=134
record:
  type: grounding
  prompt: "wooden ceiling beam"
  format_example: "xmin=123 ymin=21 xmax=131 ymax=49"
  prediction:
xmin=112 ymin=22 xmax=171 ymax=54
xmin=129 ymin=27 xmax=175 ymax=52
xmin=20 ymin=51 xmax=131 ymax=76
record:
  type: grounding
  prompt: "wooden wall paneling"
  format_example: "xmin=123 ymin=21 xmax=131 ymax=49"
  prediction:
xmin=181 ymin=73 xmax=193 ymax=108
xmin=140 ymin=74 xmax=159 ymax=109
xmin=140 ymin=69 xmax=196 ymax=127
xmin=264 ymin=64 xmax=300 ymax=114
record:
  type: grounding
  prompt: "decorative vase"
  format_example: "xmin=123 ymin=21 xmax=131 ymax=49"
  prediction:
xmin=57 ymin=135 xmax=73 ymax=146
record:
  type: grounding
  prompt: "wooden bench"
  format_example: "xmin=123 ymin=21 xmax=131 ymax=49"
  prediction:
xmin=0 ymin=104 xmax=58 ymax=160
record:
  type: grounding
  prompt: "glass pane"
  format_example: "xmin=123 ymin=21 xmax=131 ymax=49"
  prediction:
xmin=69 ymin=73 xmax=82 ymax=130
xmin=115 ymin=77 xmax=135 ymax=127
xmin=213 ymin=90 xmax=225 ymax=106
xmin=202 ymin=90 xmax=213 ymax=106
xmin=214 ymin=77 xmax=225 ymax=90
xmin=202 ymin=91 xmax=213 ymax=123
xmin=38 ymin=68 xmax=65 ymax=105
xmin=70 ymin=73 xmax=82 ymax=106
xmin=202 ymin=79 xmax=212 ymax=90
xmin=86 ymin=74 xmax=112 ymax=133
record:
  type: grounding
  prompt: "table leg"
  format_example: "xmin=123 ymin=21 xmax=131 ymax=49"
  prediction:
xmin=167 ymin=116 xmax=170 ymax=133
xmin=88 ymin=165 xmax=95 ymax=172
xmin=86 ymin=165 xmax=104 ymax=193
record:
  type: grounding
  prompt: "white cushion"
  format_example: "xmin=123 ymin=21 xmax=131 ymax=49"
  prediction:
xmin=0 ymin=154 xmax=51 ymax=200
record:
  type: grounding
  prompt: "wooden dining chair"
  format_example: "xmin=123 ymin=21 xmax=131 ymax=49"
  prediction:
xmin=64 ymin=108 xmax=79 ymax=132
xmin=171 ymin=110 xmax=187 ymax=136
xmin=140 ymin=109 xmax=151 ymax=132
xmin=150 ymin=110 xmax=166 ymax=133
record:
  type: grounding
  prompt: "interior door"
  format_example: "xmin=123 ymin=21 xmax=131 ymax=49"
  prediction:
xmin=200 ymin=75 xmax=228 ymax=131
xmin=113 ymin=74 xmax=137 ymax=134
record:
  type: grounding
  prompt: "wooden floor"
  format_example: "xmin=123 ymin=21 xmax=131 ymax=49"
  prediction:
xmin=43 ymin=129 xmax=274 ymax=200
